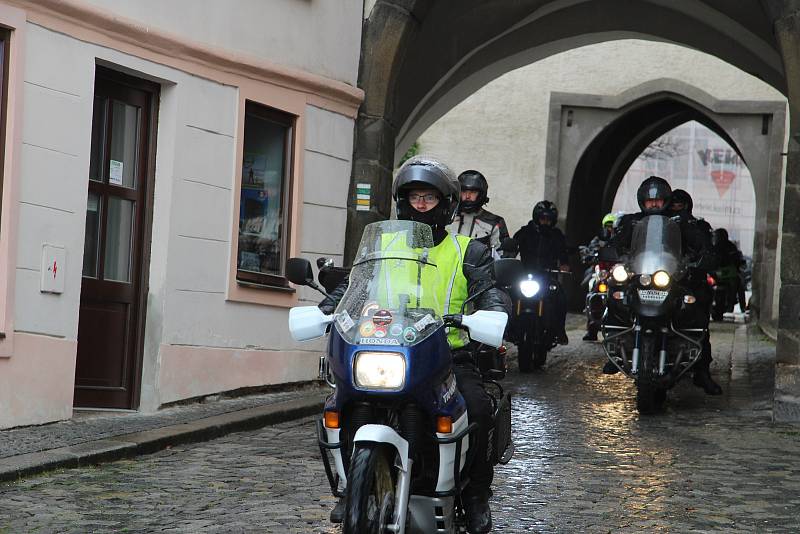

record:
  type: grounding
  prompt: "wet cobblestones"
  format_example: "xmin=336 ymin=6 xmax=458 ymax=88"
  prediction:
xmin=1 ymin=320 xmax=798 ymax=533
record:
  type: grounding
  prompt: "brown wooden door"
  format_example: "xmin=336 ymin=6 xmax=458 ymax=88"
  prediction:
xmin=74 ymin=68 xmax=156 ymax=409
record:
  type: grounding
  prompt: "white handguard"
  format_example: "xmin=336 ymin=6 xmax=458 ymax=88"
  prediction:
xmin=288 ymin=306 xmax=333 ymax=341
xmin=461 ymin=310 xmax=508 ymax=348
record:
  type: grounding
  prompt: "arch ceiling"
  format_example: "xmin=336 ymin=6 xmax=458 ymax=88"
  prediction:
xmin=384 ymin=0 xmax=784 ymax=159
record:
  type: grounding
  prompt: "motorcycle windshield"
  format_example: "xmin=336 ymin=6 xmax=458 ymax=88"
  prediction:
xmin=629 ymin=215 xmax=682 ymax=275
xmin=335 ymin=220 xmax=444 ymax=347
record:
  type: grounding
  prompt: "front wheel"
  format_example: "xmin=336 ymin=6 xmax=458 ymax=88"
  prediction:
xmin=518 ymin=316 xmax=534 ymax=373
xmin=344 ymin=444 xmax=397 ymax=534
xmin=635 ymin=336 xmax=665 ymax=415
xmin=532 ymin=344 xmax=548 ymax=369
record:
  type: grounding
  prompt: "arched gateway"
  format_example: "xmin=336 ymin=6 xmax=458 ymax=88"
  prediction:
xmin=349 ymin=0 xmax=800 ymax=421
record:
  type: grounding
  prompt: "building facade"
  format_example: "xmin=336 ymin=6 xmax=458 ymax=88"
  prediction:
xmin=0 ymin=0 xmax=363 ymax=428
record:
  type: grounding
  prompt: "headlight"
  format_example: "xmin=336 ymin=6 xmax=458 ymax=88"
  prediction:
xmin=519 ymin=279 xmax=540 ymax=298
xmin=354 ymin=351 xmax=406 ymax=390
xmin=653 ymin=270 xmax=671 ymax=288
xmin=611 ymin=264 xmax=628 ymax=283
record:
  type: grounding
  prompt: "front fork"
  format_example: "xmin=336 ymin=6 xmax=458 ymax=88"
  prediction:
xmin=631 ymin=323 xmax=669 ymax=376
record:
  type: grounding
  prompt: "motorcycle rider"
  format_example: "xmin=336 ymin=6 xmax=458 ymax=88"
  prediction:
xmin=509 ymin=200 xmax=570 ymax=345
xmin=582 ymin=212 xmax=618 ymax=341
xmin=607 ymin=177 xmax=722 ymax=395
xmin=319 ymin=155 xmax=510 ymax=534
xmin=712 ymin=228 xmax=748 ymax=312
xmin=450 ymin=169 xmax=510 ymax=257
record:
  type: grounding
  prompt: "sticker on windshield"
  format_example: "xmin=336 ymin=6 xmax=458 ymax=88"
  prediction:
xmin=361 ymin=301 xmax=380 ymax=317
xmin=336 ymin=310 xmax=355 ymax=332
xmin=414 ymin=314 xmax=436 ymax=331
xmin=374 ymin=327 xmax=387 ymax=338
xmin=360 ymin=337 xmax=401 ymax=346
xmin=372 ymin=309 xmax=393 ymax=326
xmin=359 ymin=322 xmax=376 ymax=337
xmin=402 ymin=327 xmax=418 ymax=343
xmin=389 ymin=324 xmax=404 ymax=337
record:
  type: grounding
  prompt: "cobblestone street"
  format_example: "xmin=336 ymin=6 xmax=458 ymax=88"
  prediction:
xmin=2 ymin=319 xmax=799 ymax=533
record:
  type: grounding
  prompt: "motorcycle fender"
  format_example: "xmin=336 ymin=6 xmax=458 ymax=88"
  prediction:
xmin=325 ymin=427 xmax=347 ymax=485
xmin=353 ymin=424 xmax=410 ymax=472
xmin=435 ymin=412 xmax=470 ymax=493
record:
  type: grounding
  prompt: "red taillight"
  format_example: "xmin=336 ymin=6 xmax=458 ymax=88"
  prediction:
xmin=707 ymin=275 xmax=716 ymax=286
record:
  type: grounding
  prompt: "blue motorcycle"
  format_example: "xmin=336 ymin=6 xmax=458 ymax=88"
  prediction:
xmin=287 ymin=220 xmax=512 ymax=534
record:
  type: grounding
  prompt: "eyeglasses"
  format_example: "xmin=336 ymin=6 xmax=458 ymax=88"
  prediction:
xmin=408 ymin=193 xmax=439 ymax=203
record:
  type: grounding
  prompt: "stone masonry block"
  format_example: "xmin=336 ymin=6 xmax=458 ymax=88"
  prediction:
xmin=781 ymin=184 xmax=800 ymax=234
xmin=776 ymin=329 xmax=800 ymax=365
xmin=779 ymin=233 xmax=800 ymax=284
xmin=354 ymin=115 xmax=398 ymax=167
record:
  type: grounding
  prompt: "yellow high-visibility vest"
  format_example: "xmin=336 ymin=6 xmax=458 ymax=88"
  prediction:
xmin=378 ymin=232 xmax=471 ymax=349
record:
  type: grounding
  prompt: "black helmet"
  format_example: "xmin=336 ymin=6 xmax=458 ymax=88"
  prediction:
xmin=670 ymin=189 xmax=693 ymax=214
xmin=532 ymin=200 xmax=558 ymax=227
xmin=636 ymin=176 xmax=672 ymax=214
xmin=458 ymin=170 xmax=489 ymax=213
xmin=393 ymin=155 xmax=460 ymax=227
xmin=712 ymin=228 xmax=729 ymax=246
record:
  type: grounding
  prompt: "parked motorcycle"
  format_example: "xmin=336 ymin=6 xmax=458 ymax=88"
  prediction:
xmin=710 ymin=264 xmax=740 ymax=321
xmin=601 ymin=215 xmax=707 ymax=414
xmin=287 ymin=220 xmax=514 ymax=534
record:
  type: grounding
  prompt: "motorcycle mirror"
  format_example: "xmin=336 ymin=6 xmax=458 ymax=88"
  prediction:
xmin=462 ymin=310 xmax=508 ymax=348
xmin=286 ymin=257 xmax=314 ymax=285
xmin=288 ymin=306 xmax=334 ymax=341
xmin=493 ymin=258 xmax=523 ymax=287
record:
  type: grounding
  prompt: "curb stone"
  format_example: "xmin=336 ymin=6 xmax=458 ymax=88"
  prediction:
xmin=0 ymin=395 xmax=325 ymax=483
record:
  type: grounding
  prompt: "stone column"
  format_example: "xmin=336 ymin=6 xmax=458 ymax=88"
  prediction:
xmin=773 ymin=7 xmax=800 ymax=421
xmin=344 ymin=1 xmax=429 ymax=264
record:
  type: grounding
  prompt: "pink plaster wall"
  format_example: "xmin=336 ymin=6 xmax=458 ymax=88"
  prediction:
xmin=156 ymin=344 xmax=320 ymax=405
xmin=0 ymin=333 xmax=77 ymax=429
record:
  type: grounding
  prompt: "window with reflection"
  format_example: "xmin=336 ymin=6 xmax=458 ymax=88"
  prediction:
xmin=236 ymin=101 xmax=294 ymax=287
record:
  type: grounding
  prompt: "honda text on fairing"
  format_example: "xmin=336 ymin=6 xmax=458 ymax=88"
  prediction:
xmin=601 ymin=215 xmax=707 ymax=414
xmin=287 ymin=220 xmax=513 ymax=534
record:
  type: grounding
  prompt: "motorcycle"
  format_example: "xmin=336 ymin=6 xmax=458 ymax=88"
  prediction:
xmin=286 ymin=220 xmax=514 ymax=534
xmin=601 ymin=215 xmax=707 ymax=414
xmin=709 ymin=264 xmax=740 ymax=321
xmin=506 ymin=265 xmax=568 ymax=372
xmin=579 ymin=245 xmax=618 ymax=340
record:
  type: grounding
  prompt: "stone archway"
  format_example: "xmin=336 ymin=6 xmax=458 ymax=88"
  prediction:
xmin=543 ymin=79 xmax=785 ymax=324
xmin=351 ymin=0 xmax=800 ymax=420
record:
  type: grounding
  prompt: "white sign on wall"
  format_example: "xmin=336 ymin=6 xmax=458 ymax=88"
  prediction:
xmin=40 ymin=244 xmax=66 ymax=294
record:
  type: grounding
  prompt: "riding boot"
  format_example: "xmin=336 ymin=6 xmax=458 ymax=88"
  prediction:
xmin=693 ymin=366 xmax=722 ymax=395
xmin=555 ymin=327 xmax=569 ymax=345
xmin=602 ymin=359 xmax=619 ymax=374
xmin=329 ymin=497 xmax=346 ymax=523
xmin=582 ymin=323 xmax=598 ymax=341
xmin=463 ymin=492 xmax=492 ymax=534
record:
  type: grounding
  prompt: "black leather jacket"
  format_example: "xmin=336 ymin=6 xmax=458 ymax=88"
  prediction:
xmin=512 ymin=221 xmax=569 ymax=272
xmin=319 ymin=235 xmax=511 ymax=316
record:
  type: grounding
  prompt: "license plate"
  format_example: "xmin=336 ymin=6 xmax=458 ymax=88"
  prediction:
xmin=638 ymin=289 xmax=668 ymax=303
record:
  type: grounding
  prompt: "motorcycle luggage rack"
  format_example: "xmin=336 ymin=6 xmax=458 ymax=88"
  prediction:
xmin=316 ymin=419 xmax=345 ymax=498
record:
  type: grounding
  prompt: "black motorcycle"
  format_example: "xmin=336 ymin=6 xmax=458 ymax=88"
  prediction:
xmin=503 ymin=264 xmax=567 ymax=372
xmin=602 ymin=215 xmax=707 ymax=414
